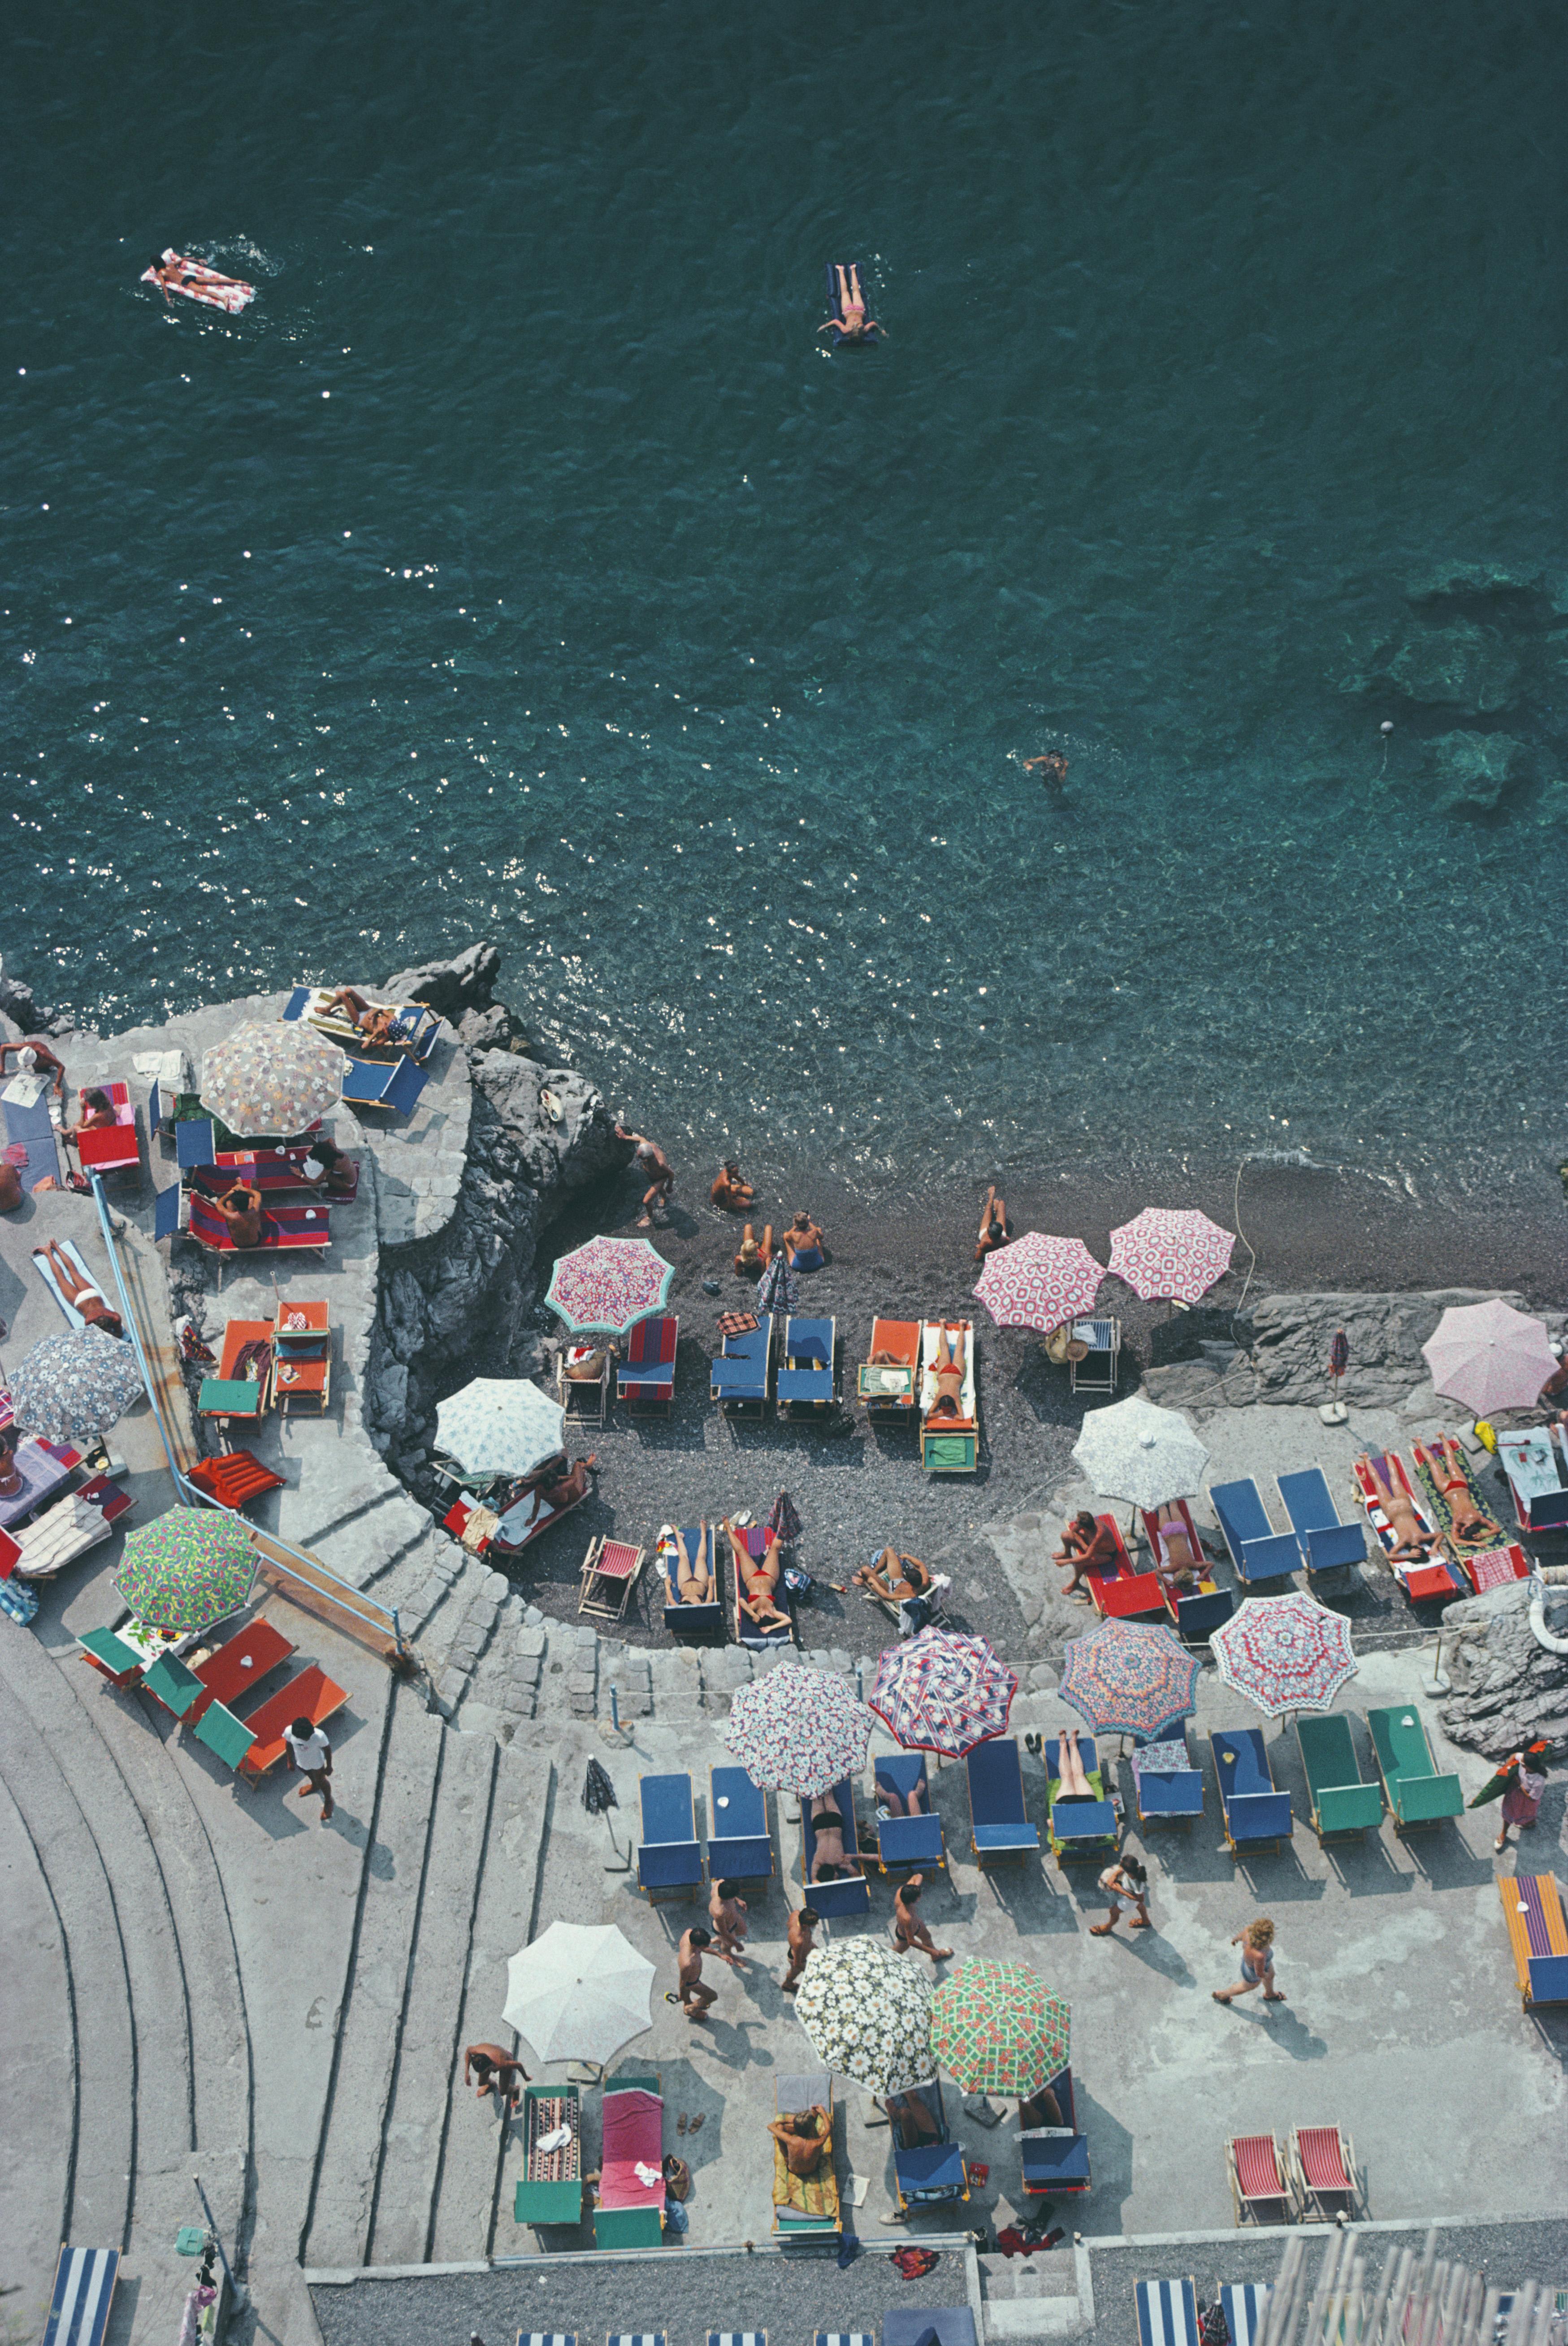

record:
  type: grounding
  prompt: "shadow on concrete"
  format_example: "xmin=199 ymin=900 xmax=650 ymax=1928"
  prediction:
xmin=1076 ymin=2082 xmax=1135 ymax=2230
xmin=1210 ymin=1993 xmax=1330 ymax=2061
xmin=1326 ymin=1831 xmax=1413 ymax=1897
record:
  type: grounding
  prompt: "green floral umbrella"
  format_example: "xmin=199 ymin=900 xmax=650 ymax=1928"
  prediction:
xmin=114 ymin=1506 xmax=257 ymax=1633
xmin=929 ymin=1957 xmax=1070 ymax=2097
xmin=794 ymin=1936 xmax=933 ymax=2095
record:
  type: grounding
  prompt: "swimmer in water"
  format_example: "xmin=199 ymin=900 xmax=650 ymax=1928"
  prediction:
xmin=819 ymin=265 xmax=885 ymax=344
xmin=1024 ymin=751 xmax=1069 ymax=788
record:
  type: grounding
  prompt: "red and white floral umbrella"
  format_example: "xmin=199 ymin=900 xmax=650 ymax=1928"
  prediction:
xmin=1210 ymin=1592 xmax=1358 ymax=1718
xmin=974 ymin=1232 xmax=1105 ymax=1332
xmin=1107 ymin=1207 xmax=1235 ymax=1303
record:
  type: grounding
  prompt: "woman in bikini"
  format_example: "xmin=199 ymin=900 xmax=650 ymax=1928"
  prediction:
xmin=926 ymin=1325 xmax=966 ymax=1417
xmin=1151 ymin=1501 xmax=1201 ymax=1588
xmin=851 ymin=1548 xmax=932 ymax=1606
xmin=818 ymin=264 xmax=884 ymax=344
xmin=723 ymin=1516 xmax=791 ymax=1630
xmin=1357 ymin=1453 xmax=1441 ymax=1563
xmin=1055 ymin=1726 xmax=1096 ymax=1799
xmin=675 ymin=1521 xmax=715 ymax=1605
xmin=325 ymin=988 xmax=404 ymax=1049
xmin=1412 ymin=1440 xmax=1502 ymax=1546
xmin=38 ymin=1240 xmax=124 ymax=1336
xmin=808 ymin=1792 xmax=857 ymax=1881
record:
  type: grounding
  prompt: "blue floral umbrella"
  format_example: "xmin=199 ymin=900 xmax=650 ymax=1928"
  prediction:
xmin=1058 ymin=1620 xmax=1202 ymax=1742
xmin=869 ymin=1629 xmax=1018 ymax=1759
xmin=544 ymin=1235 xmax=674 ymax=1339
xmin=723 ymin=1664 xmax=874 ymax=1796
xmin=9 ymin=1327 xmax=145 ymax=1443
xmin=435 ymin=1378 xmax=564 ymax=1478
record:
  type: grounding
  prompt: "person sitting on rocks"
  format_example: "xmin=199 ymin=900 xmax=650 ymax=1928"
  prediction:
xmin=1053 ymin=1510 xmax=1119 ymax=1597
xmin=1357 ymin=1452 xmax=1442 ymax=1562
xmin=710 ymin=1159 xmax=756 ymax=1212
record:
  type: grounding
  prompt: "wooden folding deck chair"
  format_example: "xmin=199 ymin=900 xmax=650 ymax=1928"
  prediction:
xmin=579 ymin=1535 xmax=646 ymax=1622
xmin=1497 ymin=1873 xmax=1568 ymax=2009
xmin=1285 ymin=2125 xmax=1360 ymax=2220
xmin=1226 ymin=2132 xmax=1292 ymax=2225
xmin=558 ymin=1342 xmax=612 ymax=1425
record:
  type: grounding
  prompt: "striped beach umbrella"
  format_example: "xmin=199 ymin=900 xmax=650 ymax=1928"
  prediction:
xmin=975 ymin=1232 xmax=1106 ymax=1332
xmin=543 ymin=1235 xmax=675 ymax=1338
xmin=9 ymin=1327 xmax=145 ymax=1443
xmin=1210 ymin=1592 xmax=1358 ymax=1718
xmin=1107 ymin=1207 xmax=1235 ymax=1303
xmin=795 ymin=1937 xmax=934 ymax=2095
xmin=869 ymin=1629 xmax=1018 ymax=1759
xmin=114 ymin=1506 xmax=256 ymax=1633
xmin=1059 ymin=1620 xmax=1202 ymax=1742
xmin=930 ymin=1958 xmax=1070 ymax=2098
xmin=723 ymin=1664 xmax=874 ymax=1796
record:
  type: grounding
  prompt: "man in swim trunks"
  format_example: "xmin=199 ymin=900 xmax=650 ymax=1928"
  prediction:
xmin=892 ymin=1875 xmax=952 ymax=1963
xmin=1356 ymin=1453 xmax=1442 ymax=1563
xmin=926 ymin=1325 xmax=967 ymax=1417
xmin=768 ymin=2105 xmax=830 ymax=2178
xmin=674 ymin=1521 xmax=715 ymax=1605
xmin=1053 ymin=1510 xmax=1119 ymax=1597
xmin=615 ymin=1123 xmax=675 ymax=1227
xmin=1023 ymin=751 xmax=1069 ymax=788
xmin=213 ymin=1182 xmax=264 ymax=1249
xmin=851 ymin=1548 xmax=933 ymax=1607
xmin=723 ymin=1516 xmax=790 ymax=1630
xmin=975 ymin=1185 xmax=1009 ymax=1261
xmin=783 ymin=1213 xmax=825 ymax=1271
xmin=818 ymin=264 xmax=884 ymax=344
xmin=710 ymin=1160 xmax=755 ymax=1212
xmin=325 ymin=987 xmax=404 ymax=1048
xmin=0 ymin=1038 xmax=66 ymax=1097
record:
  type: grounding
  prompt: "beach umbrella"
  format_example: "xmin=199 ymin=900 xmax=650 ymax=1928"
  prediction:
xmin=929 ymin=1959 xmax=1070 ymax=2099
xmin=1421 ymin=1299 xmax=1559 ymax=1417
xmin=1209 ymin=1592 xmax=1358 ymax=1718
xmin=1058 ymin=1620 xmax=1202 ymax=1743
xmin=974 ymin=1232 xmax=1106 ymax=1333
xmin=1107 ymin=1207 xmax=1235 ymax=1304
xmin=544 ymin=1235 xmax=674 ymax=1339
xmin=435 ymin=1377 xmax=564 ymax=1478
xmin=503 ymin=1921 xmax=655 ymax=2070
xmin=9 ymin=1327 xmax=145 ymax=1443
xmin=723 ymin=1664 xmax=874 ymax=1796
xmin=199 ymin=1019 xmax=343 ymax=1138
xmin=794 ymin=1937 xmax=934 ymax=2095
xmin=1071 ymin=1394 xmax=1209 ymax=1512
xmin=113 ymin=1506 xmax=256 ymax=1634
xmin=869 ymin=1629 xmax=1018 ymax=1760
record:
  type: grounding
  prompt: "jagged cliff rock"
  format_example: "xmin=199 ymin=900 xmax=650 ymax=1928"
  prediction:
xmin=1439 ymin=1579 xmax=1568 ymax=1759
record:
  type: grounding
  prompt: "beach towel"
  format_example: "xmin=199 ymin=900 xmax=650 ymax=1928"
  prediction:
xmin=1412 ymin=1437 xmax=1505 ymax=1557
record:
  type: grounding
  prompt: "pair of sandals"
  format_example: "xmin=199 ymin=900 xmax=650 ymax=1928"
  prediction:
xmin=674 ymin=2111 xmax=706 ymax=2136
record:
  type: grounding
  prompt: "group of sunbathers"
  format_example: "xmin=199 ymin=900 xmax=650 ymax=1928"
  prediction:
xmin=669 ymin=1516 xmax=790 ymax=1630
xmin=1360 ymin=1444 xmax=1502 ymax=1559
xmin=1054 ymin=1502 xmax=1206 ymax=1600
xmin=729 ymin=1206 xmax=828 ymax=1278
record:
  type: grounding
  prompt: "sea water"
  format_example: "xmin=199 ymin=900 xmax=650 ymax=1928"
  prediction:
xmin=5 ymin=0 xmax=1566 ymax=1193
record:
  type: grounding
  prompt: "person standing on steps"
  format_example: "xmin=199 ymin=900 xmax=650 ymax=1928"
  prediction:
xmin=1213 ymin=1917 xmax=1283 ymax=2008
xmin=780 ymin=1904 xmax=819 ymax=1993
xmin=283 ymin=1716 xmax=334 ymax=1821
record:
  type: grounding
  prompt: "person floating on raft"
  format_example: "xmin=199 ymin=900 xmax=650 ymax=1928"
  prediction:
xmin=141 ymin=249 xmax=256 ymax=314
xmin=819 ymin=263 xmax=885 ymax=345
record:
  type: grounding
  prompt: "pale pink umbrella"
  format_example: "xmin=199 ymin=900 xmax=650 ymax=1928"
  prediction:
xmin=974 ymin=1231 xmax=1105 ymax=1332
xmin=1421 ymin=1299 xmax=1559 ymax=1416
xmin=1108 ymin=1207 xmax=1235 ymax=1303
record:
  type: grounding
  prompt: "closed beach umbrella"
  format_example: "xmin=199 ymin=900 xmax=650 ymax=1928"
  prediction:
xmin=1107 ymin=1207 xmax=1235 ymax=1303
xmin=870 ymin=1629 xmax=1018 ymax=1759
xmin=1059 ymin=1620 xmax=1202 ymax=1743
xmin=114 ymin=1506 xmax=256 ymax=1633
xmin=975 ymin=1232 xmax=1106 ymax=1332
xmin=1210 ymin=1592 xmax=1358 ymax=1717
xmin=544 ymin=1235 xmax=675 ymax=1338
xmin=1421 ymin=1299 xmax=1559 ymax=1417
xmin=930 ymin=1958 xmax=1070 ymax=2098
xmin=435 ymin=1377 xmax=564 ymax=1478
xmin=9 ymin=1327 xmax=145 ymax=1442
xmin=503 ymin=1921 xmax=655 ymax=2069
xmin=795 ymin=1937 xmax=934 ymax=2095
xmin=200 ymin=1019 xmax=343 ymax=1138
xmin=723 ymin=1664 xmax=874 ymax=1795
xmin=1071 ymin=1394 xmax=1209 ymax=1512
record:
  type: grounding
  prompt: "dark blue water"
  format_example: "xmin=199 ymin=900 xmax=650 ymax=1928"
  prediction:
xmin=6 ymin=0 xmax=1567 ymax=1190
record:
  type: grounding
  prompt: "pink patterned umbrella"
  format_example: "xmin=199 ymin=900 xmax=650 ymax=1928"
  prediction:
xmin=1421 ymin=1299 xmax=1559 ymax=1416
xmin=1107 ymin=1207 xmax=1235 ymax=1303
xmin=544 ymin=1235 xmax=674 ymax=1338
xmin=1210 ymin=1592 xmax=1358 ymax=1718
xmin=974 ymin=1232 xmax=1105 ymax=1333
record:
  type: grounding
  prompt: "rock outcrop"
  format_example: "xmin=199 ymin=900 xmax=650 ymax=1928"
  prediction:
xmin=1439 ymin=1579 xmax=1568 ymax=1758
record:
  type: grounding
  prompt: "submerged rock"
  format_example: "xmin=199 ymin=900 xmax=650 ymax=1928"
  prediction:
xmin=1386 ymin=621 xmax=1520 ymax=711
xmin=1426 ymin=730 xmax=1528 ymax=815
xmin=1439 ymin=1580 xmax=1568 ymax=1759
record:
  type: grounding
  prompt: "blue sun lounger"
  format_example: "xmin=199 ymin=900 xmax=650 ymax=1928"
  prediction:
xmin=1277 ymin=1468 xmax=1366 ymax=1580
xmin=711 ymin=1316 xmax=774 ymax=1417
xmin=889 ymin=2080 xmax=968 ymax=2212
xmin=708 ymin=1764 xmax=774 ymax=1884
xmin=1044 ymin=1735 xmax=1118 ymax=1862
xmin=1211 ymin=1728 xmax=1293 ymax=1853
xmin=1136 ymin=2280 xmax=1200 ymax=2346
xmin=637 ymin=1772 xmax=704 ymax=1902
xmin=41 ymin=2246 xmax=119 ymax=2346
xmin=1020 ymin=2064 xmax=1091 ymax=2197
xmin=966 ymin=1736 xmax=1040 ymax=1862
xmin=657 ymin=1525 xmax=723 ymax=1636
xmin=800 ymin=1778 xmax=871 ymax=1917
xmin=872 ymin=1752 xmax=946 ymax=1872
xmin=1131 ymin=1731 xmax=1205 ymax=1828
xmin=777 ymin=1316 xmax=835 ymax=1416
xmin=1210 ymin=1477 xmax=1302 ymax=1584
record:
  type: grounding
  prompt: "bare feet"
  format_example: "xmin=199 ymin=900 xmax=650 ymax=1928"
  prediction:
xmin=1212 ymin=1990 xmax=1231 ymax=2003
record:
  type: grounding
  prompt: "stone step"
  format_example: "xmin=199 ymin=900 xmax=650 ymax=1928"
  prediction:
xmin=300 ymin=1682 xmax=446 ymax=2268
xmin=0 ymin=1774 xmax=74 ymax=2303
xmin=365 ymin=1725 xmax=497 ymax=2264
xmin=0 ymin=1657 xmax=135 ymax=2256
xmin=428 ymin=1743 xmax=551 ymax=2262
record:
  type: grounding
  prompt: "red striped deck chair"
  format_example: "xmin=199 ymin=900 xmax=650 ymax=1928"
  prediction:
xmin=1286 ymin=2125 xmax=1358 ymax=2220
xmin=580 ymin=1535 xmax=646 ymax=1622
xmin=1226 ymin=2132 xmax=1291 ymax=2225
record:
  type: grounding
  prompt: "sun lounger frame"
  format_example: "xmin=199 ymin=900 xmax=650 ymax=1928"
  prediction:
xmin=579 ymin=1535 xmax=647 ymax=1623
xmin=1284 ymin=2125 xmax=1361 ymax=2222
xmin=558 ymin=1345 xmax=611 ymax=1425
xmin=1131 ymin=1730 xmax=1205 ymax=1830
xmin=1294 ymin=1713 xmax=1383 ymax=1843
xmin=1210 ymin=1727 xmax=1293 ymax=1854
xmin=1365 ymin=1703 xmax=1463 ymax=1832
xmin=859 ymin=1317 xmax=921 ymax=1415
xmin=1020 ymin=2063 xmax=1091 ymax=2197
xmin=966 ymin=1735 xmax=1040 ymax=1863
xmin=1141 ymin=1501 xmax=1234 ymax=1642
xmin=513 ymin=2079 xmax=583 ymax=2228
xmin=618 ymin=1314 xmax=678 ymax=1414
xmin=1067 ymin=1315 xmax=1121 ymax=1395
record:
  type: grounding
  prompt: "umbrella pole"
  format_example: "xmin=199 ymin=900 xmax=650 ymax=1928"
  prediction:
xmin=602 ymin=1808 xmax=631 ymax=1873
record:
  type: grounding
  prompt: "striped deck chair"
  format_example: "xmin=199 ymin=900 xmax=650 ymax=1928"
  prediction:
xmin=607 ymin=2336 xmax=665 ymax=2346
xmin=41 ymin=2246 xmax=119 ymax=2346
xmin=1497 ymin=1873 xmax=1568 ymax=2008
xmin=579 ymin=1536 xmax=646 ymax=1622
xmin=1135 ymin=2280 xmax=1200 ymax=2346
xmin=816 ymin=2334 xmax=874 ymax=2346
xmin=1226 ymin=2132 xmax=1291 ymax=2224
xmin=1220 ymin=2286 xmax=1272 ymax=2346
xmin=710 ymin=2331 xmax=767 ymax=2346
xmin=1285 ymin=2125 xmax=1359 ymax=2220
xmin=517 ymin=2335 xmax=577 ymax=2346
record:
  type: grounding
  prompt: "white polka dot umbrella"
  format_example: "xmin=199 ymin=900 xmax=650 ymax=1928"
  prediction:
xmin=1071 ymin=1394 xmax=1210 ymax=1512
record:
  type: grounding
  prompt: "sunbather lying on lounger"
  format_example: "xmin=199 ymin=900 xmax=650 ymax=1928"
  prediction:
xmin=1017 ymin=2083 xmax=1063 ymax=2129
xmin=768 ymin=2105 xmax=830 ymax=2177
xmin=850 ymin=1548 xmax=933 ymax=1606
xmin=807 ymin=1792 xmax=859 ymax=1880
xmin=675 ymin=1521 xmax=715 ymax=1604
xmin=0 ymin=1039 xmax=66 ymax=1096
xmin=1055 ymin=1726 xmax=1096 ymax=1800
xmin=927 ymin=1324 xmax=967 ymax=1417
xmin=1412 ymin=1438 xmax=1503 ymax=1545
xmin=324 ymin=987 xmax=410 ymax=1049
xmin=975 ymin=1184 xmax=1010 ymax=1261
xmin=1151 ymin=1501 xmax=1200 ymax=1587
xmin=1053 ymin=1511 xmax=1118 ymax=1596
xmin=38 ymin=1240 xmax=123 ymax=1335
xmin=1357 ymin=1453 xmax=1442 ymax=1562
xmin=723 ymin=1516 xmax=791 ymax=1630
xmin=213 ymin=1183 xmax=264 ymax=1248
xmin=711 ymin=1159 xmax=756 ymax=1212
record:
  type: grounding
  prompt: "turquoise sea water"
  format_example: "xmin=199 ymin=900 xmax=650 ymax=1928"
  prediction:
xmin=6 ymin=0 xmax=1567 ymax=1189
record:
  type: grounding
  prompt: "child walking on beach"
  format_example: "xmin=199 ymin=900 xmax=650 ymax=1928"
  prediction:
xmin=1213 ymin=1917 xmax=1284 ymax=2007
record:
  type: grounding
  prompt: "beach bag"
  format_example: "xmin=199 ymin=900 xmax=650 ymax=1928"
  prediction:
xmin=782 ymin=1565 xmax=814 ymax=1602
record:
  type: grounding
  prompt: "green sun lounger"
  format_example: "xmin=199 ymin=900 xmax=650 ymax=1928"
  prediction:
xmin=1295 ymin=1715 xmax=1383 ymax=1843
xmin=1366 ymin=1704 xmax=1463 ymax=1831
